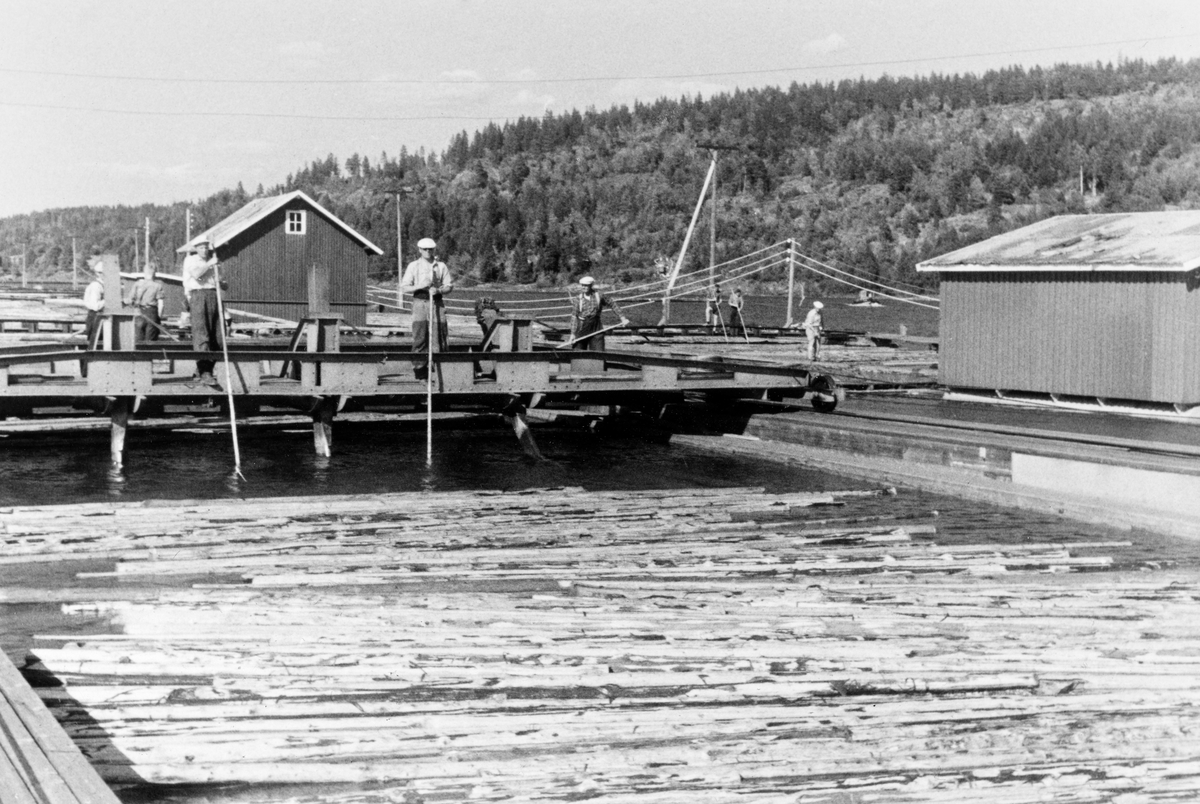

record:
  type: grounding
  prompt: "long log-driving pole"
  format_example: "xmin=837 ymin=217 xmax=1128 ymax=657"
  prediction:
xmin=213 ymin=264 xmax=244 ymax=479
xmin=426 ymin=294 xmax=434 ymax=467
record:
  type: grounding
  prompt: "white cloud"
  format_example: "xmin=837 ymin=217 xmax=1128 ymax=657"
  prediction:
xmin=441 ymin=68 xmax=482 ymax=82
xmin=275 ymin=40 xmax=329 ymax=58
xmin=215 ymin=139 xmax=274 ymax=155
xmin=805 ymin=33 xmax=847 ymax=54
xmin=512 ymin=89 xmax=555 ymax=113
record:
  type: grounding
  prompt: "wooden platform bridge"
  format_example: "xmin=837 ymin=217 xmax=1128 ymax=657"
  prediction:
xmin=0 ymin=264 xmax=841 ymax=465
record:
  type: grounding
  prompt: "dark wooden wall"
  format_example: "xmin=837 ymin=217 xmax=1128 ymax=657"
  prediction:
xmin=165 ymin=199 xmax=369 ymax=327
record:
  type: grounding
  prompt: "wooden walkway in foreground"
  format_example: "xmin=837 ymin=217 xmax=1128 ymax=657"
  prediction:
xmin=0 ymin=649 xmax=120 ymax=804
xmin=3 ymin=486 xmax=1200 ymax=802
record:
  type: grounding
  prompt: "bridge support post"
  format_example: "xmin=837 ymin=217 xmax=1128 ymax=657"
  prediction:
xmin=109 ymin=396 xmax=130 ymax=467
xmin=310 ymin=396 xmax=336 ymax=457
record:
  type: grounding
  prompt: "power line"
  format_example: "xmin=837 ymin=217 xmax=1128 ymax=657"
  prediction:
xmin=1 ymin=33 xmax=1197 ymax=87
xmin=0 ymin=100 xmax=502 ymax=122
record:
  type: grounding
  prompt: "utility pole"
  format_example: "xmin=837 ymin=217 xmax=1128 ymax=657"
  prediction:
xmin=70 ymin=235 xmax=78 ymax=290
xmin=785 ymin=239 xmax=797 ymax=328
xmin=709 ymin=149 xmax=717 ymax=291
xmin=145 ymin=216 xmax=150 ymax=268
xmin=186 ymin=207 xmax=192 ymax=242
xmin=395 ymin=190 xmax=404 ymax=310
xmin=392 ymin=187 xmax=413 ymax=311
xmin=21 ymin=243 xmax=27 ymax=288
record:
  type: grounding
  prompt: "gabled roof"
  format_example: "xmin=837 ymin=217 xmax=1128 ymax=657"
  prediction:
xmin=917 ymin=211 xmax=1200 ymax=273
xmin=176 ymin=190 xmax=383 ymax=255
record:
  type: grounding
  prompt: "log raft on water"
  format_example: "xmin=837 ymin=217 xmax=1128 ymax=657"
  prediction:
xmin=3 ymin=485 xmax=1200 ymax=801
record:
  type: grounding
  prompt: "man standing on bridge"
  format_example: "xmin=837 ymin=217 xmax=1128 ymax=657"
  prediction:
xmin=125 ymin=261 xmax=165 ymax=342
xmin=803 ymin=300 xmax=824 ymax=361
xmin=728 ymin=287 xmax=746 ymax=334
xmin=402 ymin=237 xmax=453 ymax=380
xmin=705 ymin=282 xmax=723 ymax=331
xmin=570 ymin=276 xmax=630 ymax=351
xmin=182 ymin=238 xmax=223 ymax=385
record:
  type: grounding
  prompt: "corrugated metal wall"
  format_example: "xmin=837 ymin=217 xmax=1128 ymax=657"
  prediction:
xmin=941 ymin=272 xmax=1200 ymax=404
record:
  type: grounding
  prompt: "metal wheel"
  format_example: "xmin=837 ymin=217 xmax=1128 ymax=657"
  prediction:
xmin=810 ymin=374 xmax=839 ymax=413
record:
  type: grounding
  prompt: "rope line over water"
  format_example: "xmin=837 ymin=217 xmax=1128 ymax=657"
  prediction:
xmin=367 ymin=239 xmax=939 ymax=318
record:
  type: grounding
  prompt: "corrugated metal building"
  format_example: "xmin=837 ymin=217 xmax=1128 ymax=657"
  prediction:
xmin=175 ymin=191 xmax=382 ymax=327
xmin=917 ymin=211 xmax=1200 ymax=406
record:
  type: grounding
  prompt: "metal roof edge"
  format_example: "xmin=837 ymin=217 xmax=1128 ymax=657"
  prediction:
xmin=295 ymin=191 xmax=384 ymax=255
xmin=916 ymin=263 xmax=1193 ymax=273
xmin=176 ymin=190 xmax=384 ymax=255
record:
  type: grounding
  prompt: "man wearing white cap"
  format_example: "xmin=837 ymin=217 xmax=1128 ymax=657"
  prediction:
xmin=570 ymin=276 xmax=629 ymax=351
xmin=182 ymin=238 xmax=223 ymax=384
xmin=401 ymin=237 xmax=453 ymax=379
xmin=803 ymin=300 xmax=824 ymax=361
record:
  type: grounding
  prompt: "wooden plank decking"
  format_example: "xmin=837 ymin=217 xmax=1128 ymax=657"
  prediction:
xmin=0 ymin=648 xmax=121 ymax=804
xmin=3 ymin=486 xmax=1200 ymax=802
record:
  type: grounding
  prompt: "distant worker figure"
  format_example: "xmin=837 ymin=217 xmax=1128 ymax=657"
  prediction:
xmin=570 ymin=276 xmax=630 ymax=351
xmin=473 ymin=297 xmax=502 ymax=378
xmin=857 ymin=289 xmax=875 ymax=304
xmin=82 ymin=252 xmax=105 ymax=350
xmin=474 ymin=296 xmax=502 ymax=340
xmin=728 ymin=287 xmax=746 ymax=334
xmin=705 ymin=282 xmax=724 ymax=330
xmin=402 ymin=237 xmax=453 ymax=380
xmin=182 ymin=238 xmax=223 ymax=385
xmin=803 ymin=300 xmax=825 ymax=361
xmin=125 ymin=261 xmax=165 ymax=342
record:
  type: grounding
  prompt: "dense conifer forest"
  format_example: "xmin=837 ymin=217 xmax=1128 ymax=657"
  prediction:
xmin=4 ymin=57 xmax=1200 ymax=292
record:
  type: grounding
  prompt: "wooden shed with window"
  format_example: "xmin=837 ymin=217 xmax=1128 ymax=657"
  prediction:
xmin=175 ymin=190 xmax=382 ymax=327
xmin=916 ymin=211 xmax=1200 ymax=409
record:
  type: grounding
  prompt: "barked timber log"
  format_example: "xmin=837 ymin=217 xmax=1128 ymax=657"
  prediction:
xmin=5 ymin=485 xmax=1200 ymax=802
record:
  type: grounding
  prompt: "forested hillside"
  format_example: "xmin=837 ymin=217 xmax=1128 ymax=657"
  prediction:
xmin=4 ymin=58 xmax=1200 ymax=292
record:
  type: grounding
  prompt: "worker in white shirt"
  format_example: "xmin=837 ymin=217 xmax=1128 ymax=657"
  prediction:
xmin=181 ymin=238 xmax=223 ymax=384
xmin=401 ymin=237 xmax=453 ymax=380
xmin=803 ymin=300 xmax=824 ymax=361
xmin=81 ymin=254 xmax=105 ymax=349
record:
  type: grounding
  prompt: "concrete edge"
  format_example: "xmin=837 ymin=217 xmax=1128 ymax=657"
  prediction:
xmin=671 ymin=434 xmax=1200 ymax=540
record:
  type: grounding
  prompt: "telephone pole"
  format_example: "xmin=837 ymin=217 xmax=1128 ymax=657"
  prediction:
xmin=392 ymin=187 xmax=413 ymax=310
xmin=709 ymin=149 xmax=718 ymax=290
xmin=70 ymin=235 xmax=78 ymax=290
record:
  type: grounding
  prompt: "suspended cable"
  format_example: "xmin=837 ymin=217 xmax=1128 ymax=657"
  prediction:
xmin=4 ymin=32 xmax=1195 ymax=86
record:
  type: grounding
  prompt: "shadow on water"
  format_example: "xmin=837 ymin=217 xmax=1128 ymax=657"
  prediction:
xmin=0 ymin=418 xmax=867 ymax=507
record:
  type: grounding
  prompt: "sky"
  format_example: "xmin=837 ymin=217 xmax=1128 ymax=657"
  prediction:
xmin=2 ymin=0 xmax=1199 ymax=218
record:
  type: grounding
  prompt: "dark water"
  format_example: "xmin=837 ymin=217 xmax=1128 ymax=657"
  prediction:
xmin=0 ymin=420 xmax=868 ymax=507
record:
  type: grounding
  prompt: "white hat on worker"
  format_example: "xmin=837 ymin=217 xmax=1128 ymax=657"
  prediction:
xmin=813 ymin=301 xmax=824 ymax=308
xmin=417 ymin=238 xmax=437 ymax=249
xmin=578 ymin=276 xmax=595 ymax=286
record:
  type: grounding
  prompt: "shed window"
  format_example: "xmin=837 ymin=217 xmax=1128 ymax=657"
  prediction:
xmin=286 ymin=210 xmax=307 ymax=235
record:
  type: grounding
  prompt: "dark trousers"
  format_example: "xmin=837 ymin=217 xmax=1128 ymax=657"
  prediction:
xmin=82 ymin=310 xmax=100 ymax=377
xmin=411 ymin=295 xmax=447 ymax=372
xmin=135 ymin=306 xmax=160 ymax=342
xmin=572 ymin=317 xmax=605 ymax=351
xmin=84 ymin=310 xmax=101 ymax=348
xmin=189 ymin=289 xmax=224 ymax=375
